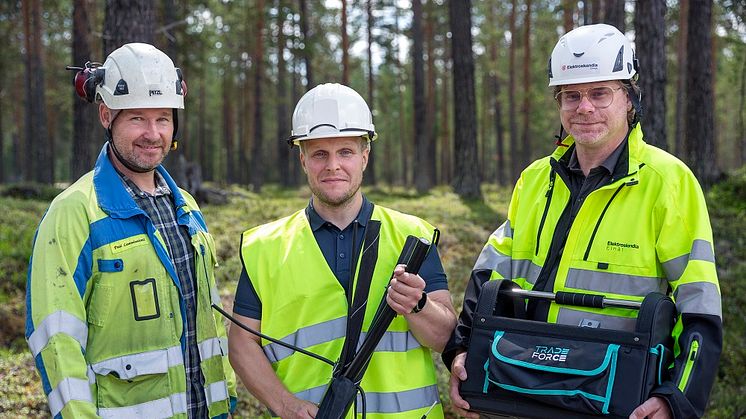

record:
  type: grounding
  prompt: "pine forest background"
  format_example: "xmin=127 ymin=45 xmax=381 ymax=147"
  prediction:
xmin=0 ymin=0 xmax=745 ymax=418
xmin=2 ymin=0 xmax=745 ymax=191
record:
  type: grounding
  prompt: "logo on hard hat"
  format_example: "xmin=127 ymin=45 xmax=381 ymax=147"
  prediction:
xmin=563 ymin=63 xmax=599 ymax=71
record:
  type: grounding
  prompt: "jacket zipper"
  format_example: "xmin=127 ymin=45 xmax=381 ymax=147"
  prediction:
xmin=535 ymin=170 xmax=557 ymax=256
xmin=678 ymin=334 xmax=701 ymax=393
xmin=582 ymin=178 xmax=639 ymax=261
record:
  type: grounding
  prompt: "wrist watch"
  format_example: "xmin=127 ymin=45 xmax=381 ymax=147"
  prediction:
xmin=412 ymin=291 xmax=428 ymax=313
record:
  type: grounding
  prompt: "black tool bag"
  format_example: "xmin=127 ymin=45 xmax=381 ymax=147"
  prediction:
xmin=460 ymin=280 xmax=676 ymax=419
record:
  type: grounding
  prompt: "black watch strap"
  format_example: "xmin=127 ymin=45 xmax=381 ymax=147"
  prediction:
xmin=412 ymin=291 xmax=428 ymax=313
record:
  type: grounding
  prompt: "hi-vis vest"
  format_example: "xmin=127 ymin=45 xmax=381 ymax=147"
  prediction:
xmin=26 ymin=143 xmax=236 ymax=419
xmin=475 ymin=124 xmax=721 ymax=331
xmin=240 ymin=205 xmax=444 ymax=419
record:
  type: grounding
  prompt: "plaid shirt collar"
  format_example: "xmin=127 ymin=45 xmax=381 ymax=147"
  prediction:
xmin=119 ymin=171 xmax=172 ymax=199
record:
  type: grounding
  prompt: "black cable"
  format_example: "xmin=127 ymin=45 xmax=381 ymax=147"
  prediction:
xmin=356 ymin=383 xmax=366 ymax=419
xmin=211 ymin=304 xmax=335 ymax=366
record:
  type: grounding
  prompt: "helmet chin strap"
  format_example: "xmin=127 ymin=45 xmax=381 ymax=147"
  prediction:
xmin=106 ymin=129 xmax=152 ymax=174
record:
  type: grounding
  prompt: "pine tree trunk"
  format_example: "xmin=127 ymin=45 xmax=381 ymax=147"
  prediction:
xmin=23 ymin=0 xmax=51 ymax=183
xmin=277 ymin=0 xmax=291 ymax=187
xmin=604 ymin=0 xmax=625 ymax=31
xmin=489 ymin=3 xmax=506 ymax=186
xmin=72 ymin=0 xmax=97 ymax=180
xmin=449 ymin=0 xmax=481 ymax=199
xmin=591 ymin=0 xmax=600 ymax=24
xmin=440 ymin=64 xmax=451 ymax=185
xmin=563 ymin=0 xmax=574 ymax=32
xmin=684 ymin=0 xmax=718 ymax=188
xmin=425 ymin=0 xmax=437 ymax=186
xmin=739 ymin=51 xmax=746 ymax=167
xmin=299 ymin=0 xmax=313 ymax=88
xmin=341 ymin=0 xmax=349 ymax=85
xmin=520 ymin=0 xmax=533 ymax=168
xmin=366 ymin=0 xmax=377 ymax=185
xmin=675 ymin=0 xmax=688 ymax=157
xmin=412 ymin=0 xmax=430 ymax=193
xmin=508 ymin=0 xmax=519 ymax=182
xmin=103 ymin=0 xmax=154 ymax=55
xmin=251 ymin=1 xmax=266 ymax=192
xmin=223 ymin=67 xmax=235 ymax=184
xmin=634 ymin=0 xmax=667 ymax=149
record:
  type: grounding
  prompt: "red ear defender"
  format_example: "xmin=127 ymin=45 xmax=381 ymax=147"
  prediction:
xmin=67 ymin=61 xmax=104 ymax=103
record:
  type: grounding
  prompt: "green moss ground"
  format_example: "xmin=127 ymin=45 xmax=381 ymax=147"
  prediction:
xmin=1 ymin=176 xmax=743 ymax=418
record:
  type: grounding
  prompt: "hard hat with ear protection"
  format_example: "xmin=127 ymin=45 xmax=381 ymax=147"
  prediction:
xmin=69 ymin=43 xmax=186 ymax=108
xmin=288 ymin=83 xmax=377 ymax=146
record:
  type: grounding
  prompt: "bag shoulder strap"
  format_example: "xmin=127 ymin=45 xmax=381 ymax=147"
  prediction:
xmin=337 ymin=219 xmax=381 ymax=372
xmin=476 ymin=280 xmax=527 ymax=319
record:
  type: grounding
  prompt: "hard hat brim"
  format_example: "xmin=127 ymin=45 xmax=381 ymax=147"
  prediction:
xmin=289 ymin=130 xmax=376 ymax=145
xmin=548 ymin=74 xmax=635 ymax=87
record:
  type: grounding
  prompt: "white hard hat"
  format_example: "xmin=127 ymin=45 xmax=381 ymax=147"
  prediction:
xmin=97 ymin=43 xmax=186 ymax=109
xmin=289 ymin=83 xmax=377 ymax=145
xmin=548 ymin=24 xmax=638 ymax=86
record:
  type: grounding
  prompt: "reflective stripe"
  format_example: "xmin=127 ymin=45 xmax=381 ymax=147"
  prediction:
xmin=474 ymin=245 xmax=512 ymax=279
xmin=294 ymin=383 xmax=440 ymax=414
xmin=294 ymin=383 xmax=327 ymax=404
xmin=359 ymin=330 xmax=421 ymax=353
xmin=198 ymin=337 xmax=225 ymax=361
xmin=492 ymin=220 xmax=512 ymax=240
xmin=674 ymin=281 xmax=722 ymax=318
xmin=90 ymin=345 xmax=183 ymax=380
xmin=28 ymin=310 xmax=88 ymax=357
xmin=556 ymin=307 xmax=637 ymax=332
xmin=264 ymin=317 xmax=422 ymax=363
xmin=662 ymin=239 xmax=716 ymax=282
xmin=87 ymin=366 xmax=96 ymax=384
xmin=205 ymin=380 xmax=229 ymax=405
xmin=512 ymin=259 xmax=542 ymax=285
xmin=98 ymin=392 xmax=187 ymax=419
xmin=263 ymin=317 xmax=346 ymax=363
xmin=355 ymin=384 xmax=440 ymax=414
xmin=48 ymin=377 xmax=93 ymax=417
xmin=565 ymin=268 xmax=666 ymax=297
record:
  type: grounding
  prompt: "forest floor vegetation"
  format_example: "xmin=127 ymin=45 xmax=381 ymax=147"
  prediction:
xmin=0 ymin=177 xmax=743 ymax=418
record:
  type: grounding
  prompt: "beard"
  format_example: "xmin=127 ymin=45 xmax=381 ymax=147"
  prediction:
xmin=309 ymin=180 xmax=361 ymax=208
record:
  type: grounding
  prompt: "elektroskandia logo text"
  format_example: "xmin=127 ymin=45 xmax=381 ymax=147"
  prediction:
xmin=561 ymin=63 xmax=599 ymax=71
xmin=532 ymin=345 xmax=570 ymax=362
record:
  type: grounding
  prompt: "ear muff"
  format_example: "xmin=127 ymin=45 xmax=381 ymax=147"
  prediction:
xmin=67 ymin=61 xmax=104 ymax=103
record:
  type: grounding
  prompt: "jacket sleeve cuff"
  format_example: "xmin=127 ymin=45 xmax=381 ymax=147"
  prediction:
xmin=650 ymin=382 xmax=702 ymax=419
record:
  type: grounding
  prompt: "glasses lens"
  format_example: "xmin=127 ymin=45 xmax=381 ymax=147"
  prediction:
xmin=557 ymin=86 xmax=616 ymax=110
xmin=589 ymin=87 xmax=614 ymax=108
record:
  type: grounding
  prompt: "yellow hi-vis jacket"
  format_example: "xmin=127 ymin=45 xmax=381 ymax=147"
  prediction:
xmin=457 ymin=124 xmax=721 ymax=418
xmin=240 ymin=205 xmax=443 ymax=418
xmin=26 ymin=143 xmax=236 ymax=418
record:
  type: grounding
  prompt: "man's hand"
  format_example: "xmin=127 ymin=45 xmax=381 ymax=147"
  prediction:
xmin=279 ymin=395 xmax=318 ymax=419
xmin=629 ymin=396 xmax=672 ymax=419
xmin=449 ymin=351 xmax=480 ymax=419
xmin=386 ymin=264 xmax=426 ymax=315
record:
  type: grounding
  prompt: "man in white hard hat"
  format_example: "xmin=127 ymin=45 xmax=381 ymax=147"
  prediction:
xmin=26 ymin=43 xmax=236 ymax=418
xmin=445 ymin=24 xmax=721 ymax=419
xmin=228 ymin=83 xmax=457 ymax=418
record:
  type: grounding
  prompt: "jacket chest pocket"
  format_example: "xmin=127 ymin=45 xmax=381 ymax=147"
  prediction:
xmin=89 ymin=258 xmax=169 ymax=326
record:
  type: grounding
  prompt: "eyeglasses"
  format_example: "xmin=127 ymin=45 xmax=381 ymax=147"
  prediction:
xmin=554 ymin=86 xmax=624 ymax=110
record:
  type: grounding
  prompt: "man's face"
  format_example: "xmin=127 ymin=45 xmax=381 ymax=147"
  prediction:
xmin=558 ymin=81 xmax=631 ymax=151
xmin=300 ymin=136 xmax=369 ymax=208
xmin=100 ymin=106 xmax=174 ymax=172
